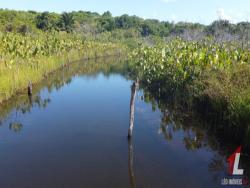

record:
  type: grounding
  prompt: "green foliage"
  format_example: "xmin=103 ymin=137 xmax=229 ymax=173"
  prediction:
xmin=0 ymin=9 xmax=249 ymax=43
xmin=60 ymin=12 xmax=75 ymax=32
xmin=132 ymin=38 xmax=249 ymax=86
xmin=98 ymin=11 xmax=115 ymax=32
xmin=0 ymin=32 xmax=124 ymax=103
xmin=36 ymin=12 xmax=60 ymax=31
xmin=130 ymin=39 xmax=250 ymax=127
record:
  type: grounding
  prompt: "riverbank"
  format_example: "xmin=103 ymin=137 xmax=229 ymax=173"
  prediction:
xmin=129 ymin=38 xmax=250 ymax=131
xmin=0 ymin=57 xmax=232 ymax=188
xmin=0 ymin=57 xmax=127 ymax=122
xmin=0 ymin=32 xmax=125 ymax=103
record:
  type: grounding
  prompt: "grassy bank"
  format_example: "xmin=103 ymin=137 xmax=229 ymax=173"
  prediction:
xmin=130 ymin=38 xmax=250 ymax=128
xmin=0 ymin=57 xmax=127 ymax=128
xmin=0 ymin=32 xmax=124 ymax=103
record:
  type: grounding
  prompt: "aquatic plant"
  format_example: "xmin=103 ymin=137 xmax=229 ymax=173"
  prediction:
xmin=130 ymin=38 xmax=250 ymax=127
xmin=0 ymin=32 xmax=124 ymax=103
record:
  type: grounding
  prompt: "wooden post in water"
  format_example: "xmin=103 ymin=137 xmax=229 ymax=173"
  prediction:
xmin=128 ymin=79 xmax=139 ymax=138
xmin=128 ymin=138 xmax=136 ymax=188
xmin=28 ymin=81 xmax=32 ymax=96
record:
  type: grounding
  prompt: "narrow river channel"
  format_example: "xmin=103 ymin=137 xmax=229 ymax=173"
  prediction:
xmin=0 ymin=58 xmax=249 ymax=188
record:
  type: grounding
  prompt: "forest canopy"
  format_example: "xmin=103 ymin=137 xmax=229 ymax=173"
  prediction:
xmin=0 ymin=9 xmax=249 ymax=44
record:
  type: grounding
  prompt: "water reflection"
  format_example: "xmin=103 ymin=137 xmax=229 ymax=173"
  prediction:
xmin=208 ymin=154 xmax=226 ymax=182
xmin=0 ymin=57 xmax=249 ymax=187
xmin=9 ymin=122 xmax=23 ymax=132
xmin=128 ymin=138 xmax=136 ymax=188
xmin=139 ymin=82 xmax=250 ymax=183
xmin=0 ymin=57 xmax=128 ymax=132
xmin=127 ymin=80 xmax=138 ymax=188
xmin=126 ymin=78 xmax=250 ymax=185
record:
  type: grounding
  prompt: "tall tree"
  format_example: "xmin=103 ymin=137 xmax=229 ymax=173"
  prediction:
xmin=36 ymin=12 xmax=51 ymax=31
xmin=60 ymin=12 xmax=75 ymax=33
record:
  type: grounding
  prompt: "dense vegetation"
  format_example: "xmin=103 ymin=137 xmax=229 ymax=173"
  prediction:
xmin=0 ymin=9 xmax=249 ymax=131
xmin=0 ymin=8 xmax=249 ymax=182
xmin=0 ymin=9 xmax=249 ymax=44
xmin=0 ymin=28 xmax=123 ymax=103
xmin=0 ymin=57 xmax=127 ymax=131
xmin=130 ymin=38 xmax=250 ymax=134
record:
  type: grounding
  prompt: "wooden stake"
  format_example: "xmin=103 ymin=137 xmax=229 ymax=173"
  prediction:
xmin=128 ymin=138 xmax=136 ymax=188
xmin=28 ymin=81 xmax=32 ymax=96
xmin=128 ymin=79 xmax=139 ymax=138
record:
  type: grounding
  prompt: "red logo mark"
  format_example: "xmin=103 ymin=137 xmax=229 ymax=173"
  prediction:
xmin=227 ymin=146 xmax=244 ymax=175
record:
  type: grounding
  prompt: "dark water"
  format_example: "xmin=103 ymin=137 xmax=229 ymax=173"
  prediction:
xmin=0 ymin=59 xmax=249 ymax=188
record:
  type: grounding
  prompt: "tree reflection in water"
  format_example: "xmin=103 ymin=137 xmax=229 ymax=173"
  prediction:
xmin=208 ymin=154 xmax=225 ymax=182
xmin=0 ymin=57 xmax=128 ymax=132
xmin=139 ymin=82 xmax=250 ymax=182
xmin=9 ymin=122 xmax=23 ymax=133
xmin=6 ymin=95 xmax=51 ymax=133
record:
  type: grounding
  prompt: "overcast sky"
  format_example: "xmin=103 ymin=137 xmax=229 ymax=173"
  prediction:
xmin=1 ymin=0 xmax=250 ymax=24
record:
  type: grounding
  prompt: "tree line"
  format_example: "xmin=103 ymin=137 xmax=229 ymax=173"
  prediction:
xmin=0 ymin=9 xmax=249 ymax=45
